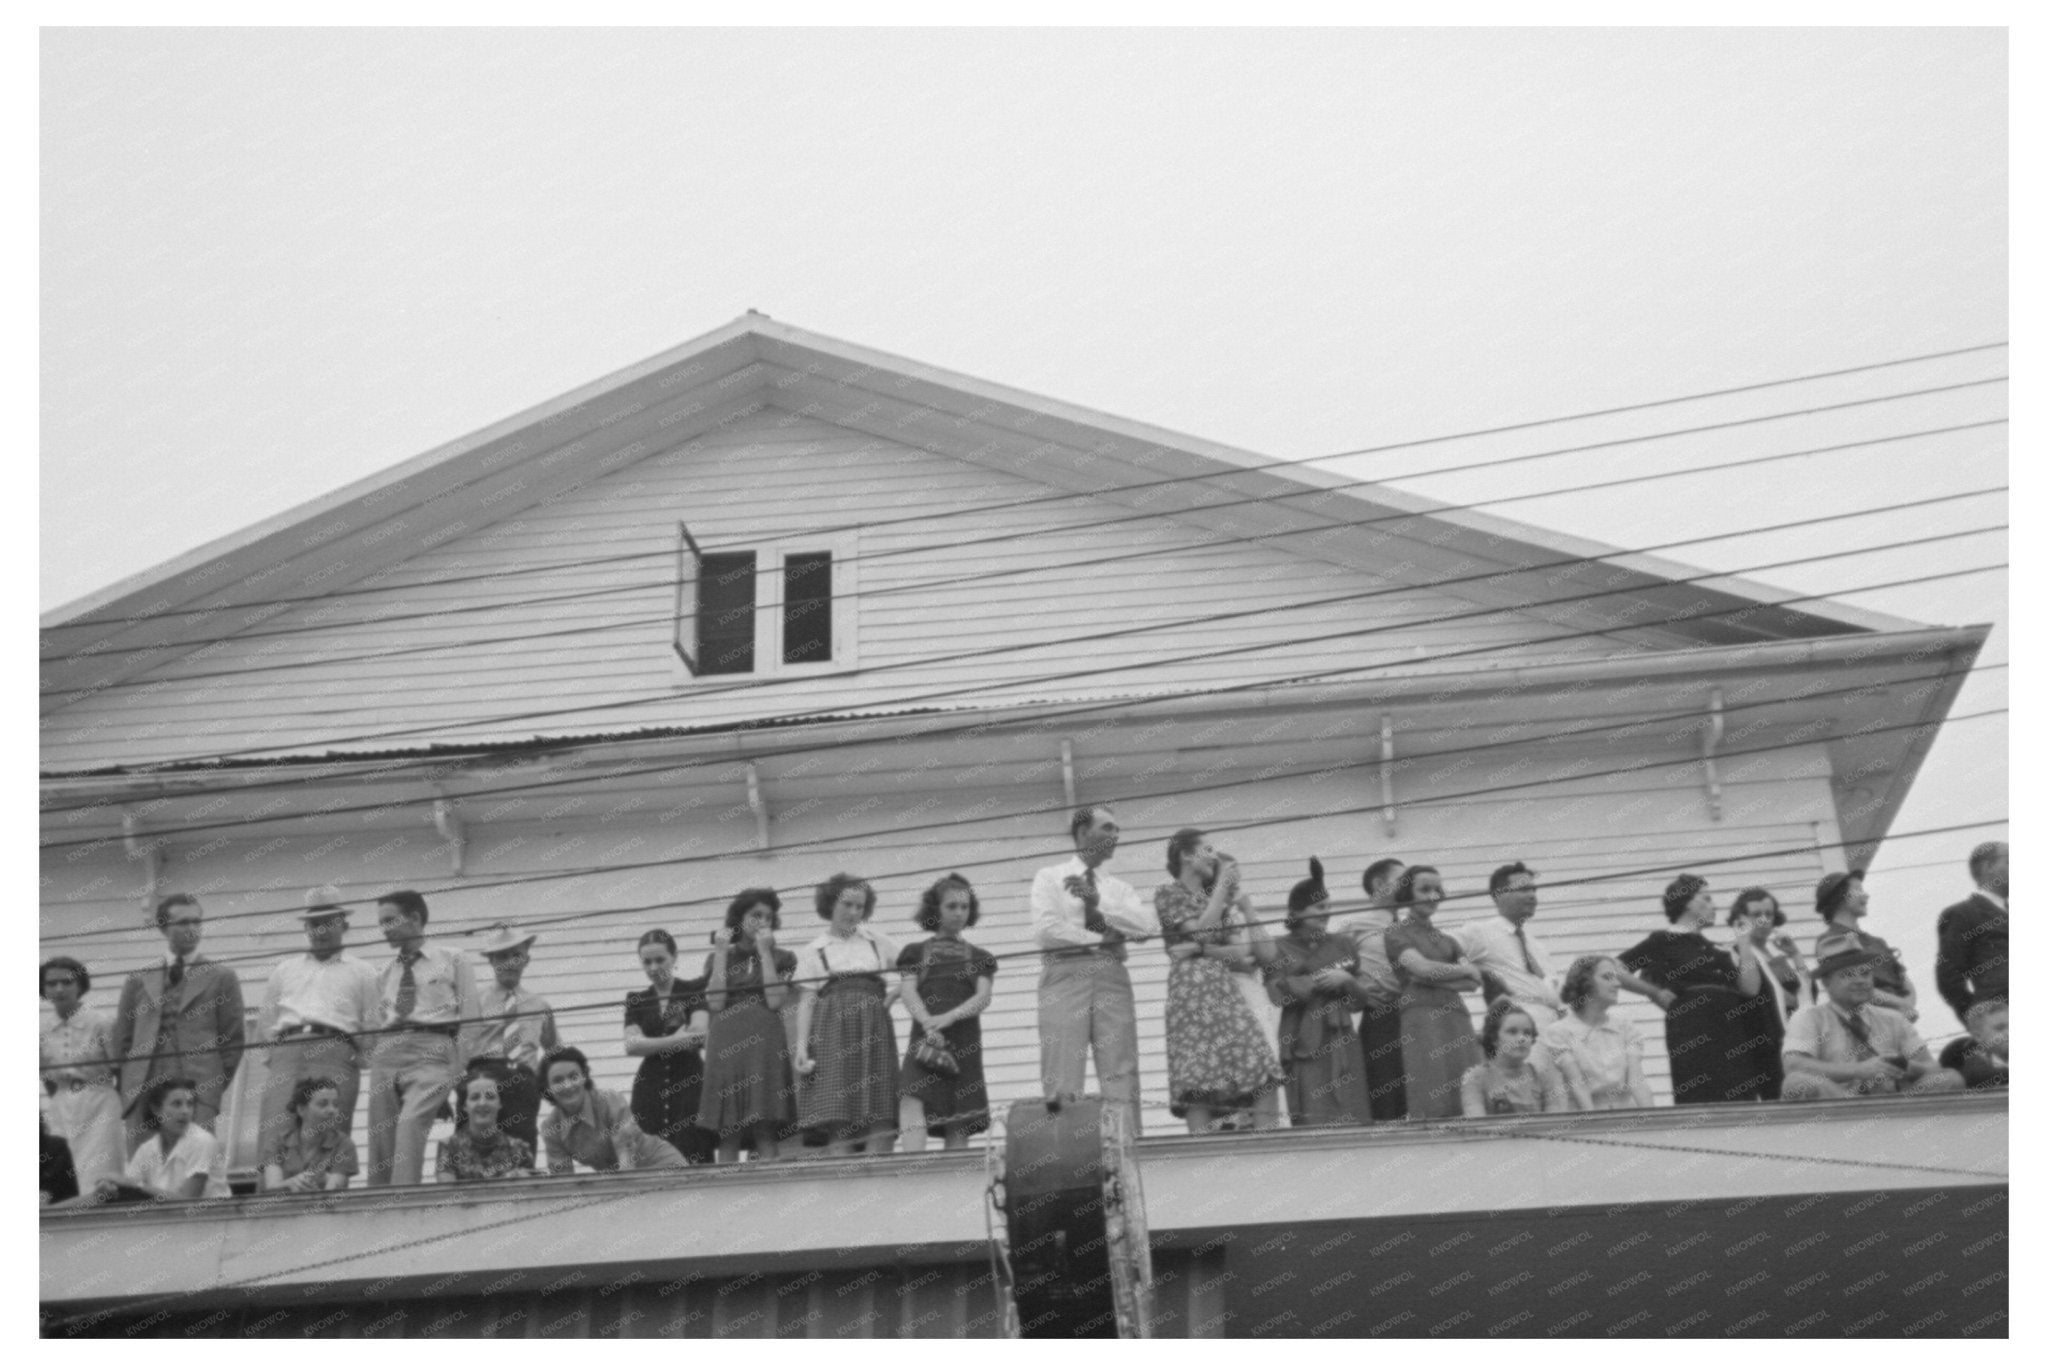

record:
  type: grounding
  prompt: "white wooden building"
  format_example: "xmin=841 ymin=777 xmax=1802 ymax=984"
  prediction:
xmin=40 ymin=313 xmax=1987 ymax=1145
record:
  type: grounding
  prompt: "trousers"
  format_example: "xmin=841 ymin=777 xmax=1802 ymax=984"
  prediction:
xmin=367 ymin=1030 xmax=458 ymax=1186
xmin=1037 ymin=951 xmax=1142 ymax=1136
xmin=1358 ymin=999 xmax=1408 ymax=1123
xmin=258 ymin=1033 xmax=361 ymax=1161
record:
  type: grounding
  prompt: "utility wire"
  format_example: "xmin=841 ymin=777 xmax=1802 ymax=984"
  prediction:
xmin=80 ymin=493 xmax=2005 ymax=770
xmin=40 ymin=414 xmax=2006 ymax=678
xmin=39 ymin=687 xmax=2006 ymax=957
xmin=38 ymin=644 xmax=2003 ymax=861
xmin=39 ymin=810 xmax=2008 ymax=1072
xmin=39 ymin=343 xmax=2004 ymax=635
xmin=37 ymin=542 xmax=2003 ymax=849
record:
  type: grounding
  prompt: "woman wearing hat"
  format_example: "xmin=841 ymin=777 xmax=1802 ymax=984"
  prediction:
xmin=1154 ymin=831 xmax=1285 ymax=1134
xmin=1268 ymin=858 xmax=1373 ymax=1126
xmin=1813 ymin=870 xmax=1917 ymax=1021
xmin=1619 ymin=875 xmax=1775 ymax=1106
xmin=1383 ymin=865 xmax=1485 ymax=1119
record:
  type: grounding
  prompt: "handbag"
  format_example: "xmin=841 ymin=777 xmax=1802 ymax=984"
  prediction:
xmin=910 ymin=945 xmax=961 ymax=1077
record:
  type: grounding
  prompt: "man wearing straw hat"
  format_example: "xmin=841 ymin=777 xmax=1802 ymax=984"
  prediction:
xmin=255 ymin=886 xmax=383 ymax=1158
xmin=1779 ymin=933 xmax=1963 ymax=1101
xmin=462 ymin=922 xmax=559 ymax=1164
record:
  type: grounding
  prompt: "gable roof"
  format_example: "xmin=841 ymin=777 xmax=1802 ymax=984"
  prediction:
xmin=41 ymin=313 xmax=1927 ymax=705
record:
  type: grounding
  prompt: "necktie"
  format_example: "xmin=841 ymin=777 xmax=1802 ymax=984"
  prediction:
xmin=395 ymin=954 xmax=419 ymax=1020
xmin=168 ymin=956 xmax=186 ymax=989
xmin=1081 ymin=867 xmax=1109 ymax=936
xmin=1837 ymin=1007 xmax=1874 ymax=1054
xmin=1513 ymin=926 xmax=1540 ymax=977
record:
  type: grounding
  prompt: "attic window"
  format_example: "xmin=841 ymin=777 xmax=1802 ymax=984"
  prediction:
xmin=697 ymin=552 xmax=757 ymax=675
xmin=783 ymin=552 xmax=833 ymax=664
xmin=674 ymin=528 xmax=858 ymax=680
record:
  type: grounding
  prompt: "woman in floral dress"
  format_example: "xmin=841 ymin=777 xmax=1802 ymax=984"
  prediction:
xmin=1153 ymin=829 xmax=1285 ymax=1135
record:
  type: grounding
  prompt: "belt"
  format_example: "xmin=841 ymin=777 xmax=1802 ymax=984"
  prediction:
xmin=277 ymin=1022 xmax=351 ymax=1041
xmin=46 ymin=1076 xmax=111 ymax=1094
xmin=389 ymin=1021 xmax=460 ymax=1038
xmin=1048 ymin=942 xmax=1127 ymax=962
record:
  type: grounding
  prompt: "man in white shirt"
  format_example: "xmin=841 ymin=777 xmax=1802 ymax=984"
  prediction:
xmin=1454 ymin=862 xmax=1569 ymax=1025
xmin=368 ymin=889 xmax=479 ymax=1186
xmin=1455 ymin=862 xmax=1674 ymax=1028
xmin=256 ymin=886 xmax=383 ymax=1160
xmin=1031 ymin=806 xmax=1160 ymax=1136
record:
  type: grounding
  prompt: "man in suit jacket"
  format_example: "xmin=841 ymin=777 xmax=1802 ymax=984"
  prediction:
xmin=1936 ymin=841 xmax=2008 ymax=1026
xmin=111 ymin=894 xmax=246 ymax=1152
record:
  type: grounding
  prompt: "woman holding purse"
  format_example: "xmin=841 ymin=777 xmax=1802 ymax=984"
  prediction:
xmin=896 ymin=874 xmax=998 ymax=1152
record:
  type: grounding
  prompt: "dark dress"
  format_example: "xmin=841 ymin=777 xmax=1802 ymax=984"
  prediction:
xmin=1619 ymin=930 xmax=1777 ymax=1105
xmin=1383 ymin=917 xmax=1485 ymax=1120
xmin=697 ymin=945 xmax=799 ymax=1139
xmin=41 ymin=1127 xmax=78 ymax=1204
xmin=1155 ymin=883 xmax=1285 ymax=1116
xmin=897 ymin=937 xmax=1000 ymax=1137
xmin=1270 ymin=930 xmax=1373 ymax=1126
xmin=625 ymin=977 xmax=716 ymax=1164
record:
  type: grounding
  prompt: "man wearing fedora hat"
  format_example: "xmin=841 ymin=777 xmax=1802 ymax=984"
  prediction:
xmin=1780 ymin=933 xmax=1962 ymax=1102
xmin=461 ymin=923 xmax=559 ymax=1164
xmin=255 ymin=887 xmax=383 ymax=1159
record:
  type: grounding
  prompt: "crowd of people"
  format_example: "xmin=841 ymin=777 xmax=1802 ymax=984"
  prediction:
xmin=38 ymin=810 xmax=2009 ymax=1205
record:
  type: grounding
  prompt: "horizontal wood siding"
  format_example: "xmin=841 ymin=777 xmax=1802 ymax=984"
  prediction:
xmin=42 ymin=743 xmax=1846 ymax=1149
xmin=41 ymin=412 xmax=1641 ymax=769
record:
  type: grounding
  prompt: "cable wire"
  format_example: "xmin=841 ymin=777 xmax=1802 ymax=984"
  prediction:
xmin=77 ymin=497 xmax=2005 ymax=769
xmin=39 ymin=414 xmax=2006 ymax=682
xmin=38 ymin=688 xmax=2006 ymax=959
xmin=40 ymin=343 xmax=2004 ymax=634
xmin=38 ymin=810 xmax=2008 ymax=1073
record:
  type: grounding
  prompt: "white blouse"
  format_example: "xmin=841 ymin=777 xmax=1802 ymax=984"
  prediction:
xmin=796 ymin=925 xmax=903 ymax=992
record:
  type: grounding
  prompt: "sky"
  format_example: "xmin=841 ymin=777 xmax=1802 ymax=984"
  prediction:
xmin=40 ymin=28 xmax=2007 ymax=1029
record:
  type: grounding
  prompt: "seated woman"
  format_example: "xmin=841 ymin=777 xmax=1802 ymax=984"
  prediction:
xmin=93 ymin=1077 xmax=228 ymax=1202
xmin=261 ymin=1077 xmax=358 ymax=1193
xmin=794 ymin=873 xmax=903 ymax=1157
xmin=897 ymin=874 xmax=999 ymax=1153
xmin=1537 ymin=956 xmax=1655 ymax=1111
xmin=1462 ymin=999 xmax=1572 ymax=1116
xmin=540 ymin=1047 xmax=688 ymax=1174
xmin=1268 ymin=859 xmax=1374 ymax=1128
xmin=438 ymin=1072 xmax=539 ymax=1182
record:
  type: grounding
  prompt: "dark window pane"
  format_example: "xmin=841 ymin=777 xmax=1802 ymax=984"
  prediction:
xmin=697 ymin=551 xmax=756 ymax=675
xmin=783 ymin=552 xmax=833 ymax=665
